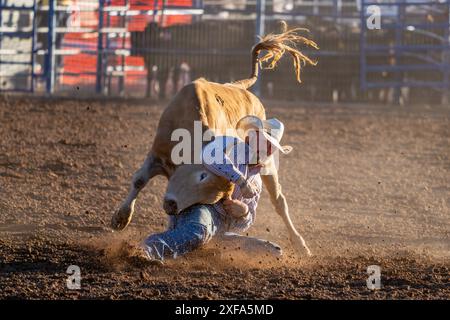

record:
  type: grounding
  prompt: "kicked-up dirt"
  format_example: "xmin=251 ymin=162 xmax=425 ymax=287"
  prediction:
xmin=0 ymin=95 xmax=449 ymax=299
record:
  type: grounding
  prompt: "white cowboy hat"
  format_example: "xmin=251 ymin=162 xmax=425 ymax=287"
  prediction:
xmin=236 ymin=115 xmax=293 ymax=154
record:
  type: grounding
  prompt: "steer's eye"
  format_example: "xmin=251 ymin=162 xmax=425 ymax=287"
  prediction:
xmin=199 ymin=172 xmax=208 ymax=182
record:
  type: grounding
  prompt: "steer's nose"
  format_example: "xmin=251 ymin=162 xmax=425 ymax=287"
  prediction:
xmin=163 ymin=198 xmax=178 ymax=215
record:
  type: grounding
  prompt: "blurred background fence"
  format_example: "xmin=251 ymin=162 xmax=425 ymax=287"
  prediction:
xmin=0 ymin=0 xmax=449 ymax=104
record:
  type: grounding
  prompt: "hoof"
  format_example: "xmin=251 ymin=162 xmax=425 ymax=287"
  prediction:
xmin=111 ymin=205 xmax=134 ymax=231
xmin=290 ymin=237 xmax=312 ymax=257
xmin=294 ymin=246 xmax=312 ymax=257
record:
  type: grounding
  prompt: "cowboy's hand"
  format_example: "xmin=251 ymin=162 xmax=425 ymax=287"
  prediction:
xmin=223 ymin=199 xmax=249 ymax=218
xmin=236 ymin=176 xmax=259 ymax=198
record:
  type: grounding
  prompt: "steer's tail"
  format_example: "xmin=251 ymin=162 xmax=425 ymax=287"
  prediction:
xmin=232 ymin=21 xmax=319 ymax=90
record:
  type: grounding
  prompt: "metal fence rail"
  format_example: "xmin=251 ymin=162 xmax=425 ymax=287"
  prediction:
xmin=0 ymin=0 xmax=37 ymax=92
xmin=360 ymin=0 xmax=450 ymax=104
xmin=0 ymin=0 xmax=449 ymax=104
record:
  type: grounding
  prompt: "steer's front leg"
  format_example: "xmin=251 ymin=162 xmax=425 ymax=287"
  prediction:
xmin=261 ymin=173 xmax=312 ymax=257
xmin=111 ymin=153 xmax=164 ymax=231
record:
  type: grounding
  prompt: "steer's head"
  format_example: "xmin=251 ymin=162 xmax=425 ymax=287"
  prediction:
xmin=163 ymin=164 xmax=234 ymax=215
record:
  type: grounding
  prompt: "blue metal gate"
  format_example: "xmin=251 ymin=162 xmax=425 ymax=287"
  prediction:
xmin=360 ymin=0 xmax=450 ymax=103
xmin=2 ymin=0 xmax=448 ymax=103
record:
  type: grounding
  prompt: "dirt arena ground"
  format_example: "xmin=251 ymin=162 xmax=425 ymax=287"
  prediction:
xmin=0 ymin=95 xmax=449 ymax=299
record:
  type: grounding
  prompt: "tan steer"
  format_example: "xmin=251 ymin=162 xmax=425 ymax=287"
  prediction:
xmin=111 ymin=22 xmax=318 ymax=256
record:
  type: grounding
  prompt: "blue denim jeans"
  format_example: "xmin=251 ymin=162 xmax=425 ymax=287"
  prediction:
xmin=142 ymin=204 xmax=282 ymax=261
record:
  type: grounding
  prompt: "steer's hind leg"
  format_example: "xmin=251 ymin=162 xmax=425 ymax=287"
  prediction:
xmin=261 ymin=172 xmax=312 ymax=257
xmin=111 ymin=153 xmax=164 ymax=231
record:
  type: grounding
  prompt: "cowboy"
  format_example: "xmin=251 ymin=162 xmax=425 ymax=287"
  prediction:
xmin=135 ymin=115 xmax=293 ymax=264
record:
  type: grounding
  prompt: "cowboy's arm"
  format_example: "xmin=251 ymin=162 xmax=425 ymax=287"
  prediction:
xmin=223 ymin=174 xmax=262 ymax=218
xmin=204 ymin=148 xmax=244 ymax=183
xmin=236 ymin=165 xmax=262 ymax=198
xmin=205 ymin=150 xmax=258 ymax=198
xmin=239 ymin=173 xmax=262 ymax=215
xmin=222 ymin=199 xmax=248 ymax=218
xmin=223 ymin=189 xmax=260 ymax=219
